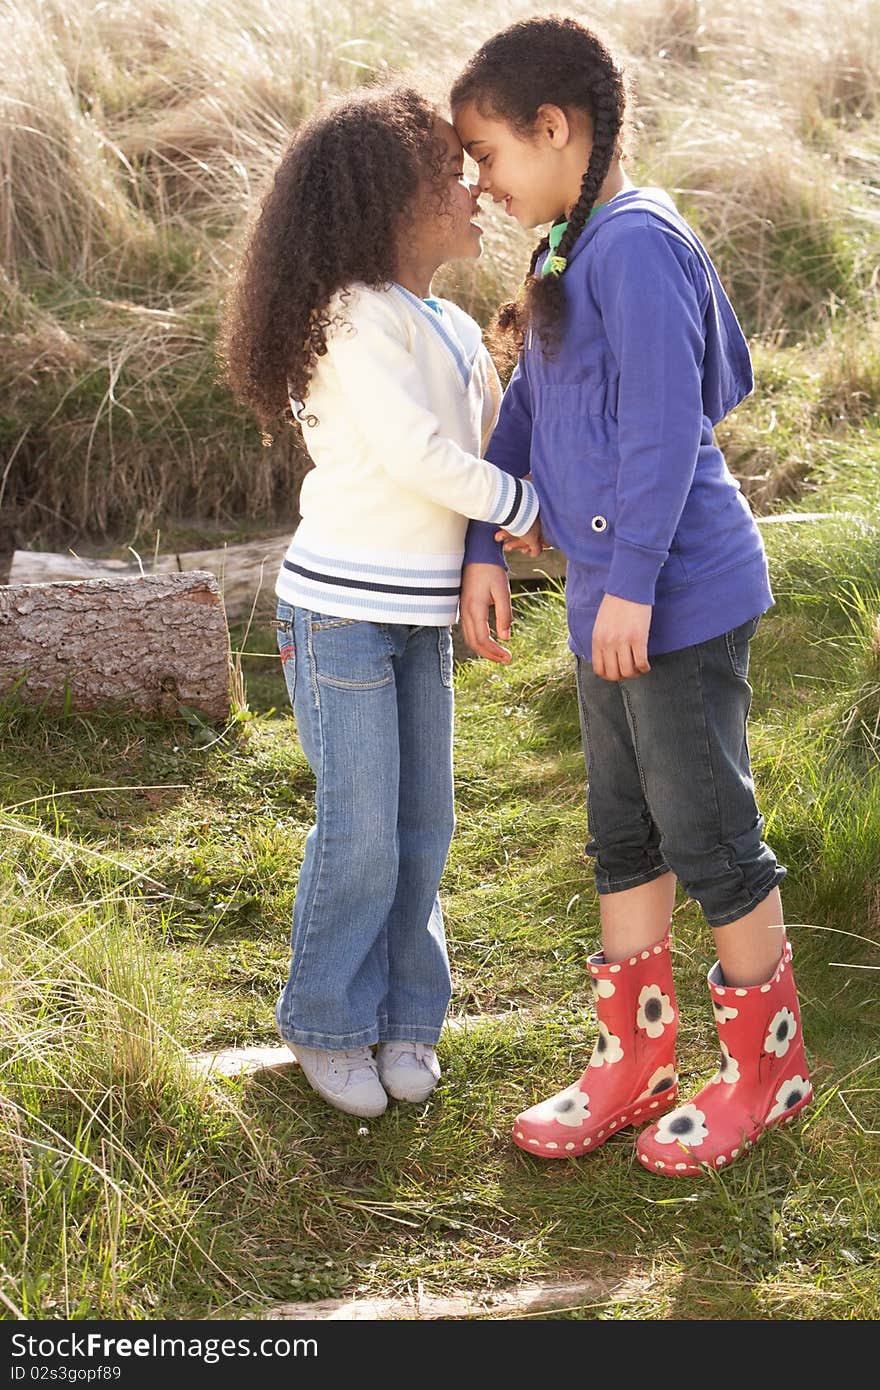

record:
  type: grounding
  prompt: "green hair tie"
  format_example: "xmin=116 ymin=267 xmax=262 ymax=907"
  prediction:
xmin=543 ymin=254 xmax=568 ymax=279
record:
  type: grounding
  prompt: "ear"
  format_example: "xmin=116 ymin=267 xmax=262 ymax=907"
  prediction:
xmin=535 ymin=104 xmax=572 ymax=149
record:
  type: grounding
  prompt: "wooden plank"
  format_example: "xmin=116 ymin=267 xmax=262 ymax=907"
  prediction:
xmin=6 ymin=551 xmax=181 ymax=582
xmin=0 ymin=571 xmax=230 ymax=722
xmin=175 ymin=535 xmax=291 ymax=615
xmin=754 ymin=511 xmax=836 ymax=524
xmin=505 ymin=547 xmax=567 ymax=581
xmin=190 ymin=1007 xmax=541 ymax=1078
xmin=7 ymin=536 xmax=291 ymax=622
xmin=263 ymin=1275 xmax=642 ymax=1321
xmin=7 ymin=535 xmax=561 ymax=611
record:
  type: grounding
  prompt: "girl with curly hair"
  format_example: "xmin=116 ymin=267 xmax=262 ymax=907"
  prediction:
xmin=222 ymin=87 xmax=540 ymax=1120
xmin=450 ymin=17 xmax=812 ymax=1176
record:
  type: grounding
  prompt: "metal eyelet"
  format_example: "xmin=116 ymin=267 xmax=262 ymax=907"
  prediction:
xmin=591 ymin=515 xmax=608 ymax=533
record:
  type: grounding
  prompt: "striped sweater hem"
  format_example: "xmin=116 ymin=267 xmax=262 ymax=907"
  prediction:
xmin=275 ymin=542 xmax=463 ymax=625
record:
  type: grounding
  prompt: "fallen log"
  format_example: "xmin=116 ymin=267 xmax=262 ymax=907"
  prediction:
xmin=0 ymin=571 xmax=230 ymax=722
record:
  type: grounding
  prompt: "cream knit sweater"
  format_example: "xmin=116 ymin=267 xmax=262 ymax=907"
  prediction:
xmin=275 ymin=282 xmax=538 ymax=625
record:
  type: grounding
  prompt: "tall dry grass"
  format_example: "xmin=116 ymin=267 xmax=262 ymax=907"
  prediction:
xmin=0 ymin=813 xmax=293 ymax=1316
xmin=2 ymin=0 xmax=880 ymax=545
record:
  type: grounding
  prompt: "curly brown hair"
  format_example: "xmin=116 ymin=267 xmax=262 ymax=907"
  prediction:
xmin=451 ymin=16 xmax=629 ymax=354
xmin=221 ymin=86 xmax=448 ymax=431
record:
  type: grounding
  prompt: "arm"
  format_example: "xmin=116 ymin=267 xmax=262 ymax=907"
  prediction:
xmin=463 ymin=354 xmax=535 ymax=567
xmin=459 ymin=562 xmax=516 ymax=665
xmin=596 ymin=224 xmax=707 ymax=604
xmin=461 ymin=354 xmax=535 ymax=661
xmin=326 ymin=290 xmax=539 ymax=537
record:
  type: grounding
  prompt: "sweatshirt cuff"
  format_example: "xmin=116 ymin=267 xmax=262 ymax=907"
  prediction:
xmin=491 ymin=474 xmax=539 ymax=537
xmin=605 ymin=539 xmax=667 ymax=605
xmin=463 ymin=520 xmax=508 ymax=569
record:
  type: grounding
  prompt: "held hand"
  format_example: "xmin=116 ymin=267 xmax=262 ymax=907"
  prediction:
xmin=591 ymin=594 xmax=652 ymax=681
xmin=493 ymin=517 xmax=546 ymax=558
xmin=460 ymin=563 xmax=513 ymax=664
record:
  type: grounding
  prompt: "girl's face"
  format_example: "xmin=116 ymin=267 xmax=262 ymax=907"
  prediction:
xmin=411 ymin=118 xmax=484 ymax=264
xmin=453 ymin=102 xmax=581 ymax=230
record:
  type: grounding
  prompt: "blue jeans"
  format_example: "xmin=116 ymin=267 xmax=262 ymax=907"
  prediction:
xmin=274 ymin=603 xmax=454 ymax=1048
xmin=576 ymin=617 xmax=785 ymax=927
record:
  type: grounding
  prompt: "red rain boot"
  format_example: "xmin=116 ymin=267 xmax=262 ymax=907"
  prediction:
xmin=636 ymin=934 xmax=812 ymax=1176
xmin=513 ymin=934 xmax=679 ymax=1158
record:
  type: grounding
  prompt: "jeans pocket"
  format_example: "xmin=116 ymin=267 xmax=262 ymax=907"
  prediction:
xmin=438 ymin=627 xmax=454 ymax=689
xmin=311 ymin=618 xmax=393 ymax=690
xmin=724 ymin=616 xmax=759 ymax=679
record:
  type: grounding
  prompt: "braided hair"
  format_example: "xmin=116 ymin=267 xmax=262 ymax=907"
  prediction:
xmin=451 ymin=16 xmax=628 ymax=354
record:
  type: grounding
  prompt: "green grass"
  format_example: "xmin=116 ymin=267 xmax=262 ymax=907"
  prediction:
xmin=4 ymin=0 xmax=880 ymax=1321
xmin=2 ymin=506 xmax=879 ymax=1320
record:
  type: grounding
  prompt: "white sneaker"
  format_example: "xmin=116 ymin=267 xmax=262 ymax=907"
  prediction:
xmin=283 ymin=1042 xmax=388 ymax=1118
xmin=376 ymin=1042 xmax=441 ymax=1102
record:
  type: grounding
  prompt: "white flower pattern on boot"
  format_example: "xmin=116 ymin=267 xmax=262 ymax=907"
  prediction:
xmin=588 ymin=1020 xmax=624 ymax=1067
xmin=712 ymin=996 xmax=739 ymax=1024
xmin=592 ymin=977 xmax=616 ymax=999
xmin=764 ymin=1007 xmax=797 ymax=1058
xmin=636 ymin=1064 xmax=678 ymax=1103
xmin=653 ymin=1103 xmax=709 ymax=1148
xmin=529 ymin=1087 xmax=591 ymax=1128
xmin=765 ymin=1075 xmax=812 ymax=1124
xmin=636 ymin=984 xmax=675 ymax=1038
xmin=710 ymin=1040 xmax=741 ymax=1085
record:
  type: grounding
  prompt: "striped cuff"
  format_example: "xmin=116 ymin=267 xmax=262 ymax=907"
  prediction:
xmin=490 ymin=474 xmax=539 ymax=537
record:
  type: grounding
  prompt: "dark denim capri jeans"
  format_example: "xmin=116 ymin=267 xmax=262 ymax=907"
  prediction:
xmin=575 ymin=617 xmax=785 ymax=928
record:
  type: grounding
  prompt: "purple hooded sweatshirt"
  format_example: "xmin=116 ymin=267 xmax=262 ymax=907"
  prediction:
xmin=464 ymin=187 xmax=772 ymax=657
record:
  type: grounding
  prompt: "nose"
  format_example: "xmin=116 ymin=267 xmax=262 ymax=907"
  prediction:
xmin=468 ymin=180 xmax=481 ymax=204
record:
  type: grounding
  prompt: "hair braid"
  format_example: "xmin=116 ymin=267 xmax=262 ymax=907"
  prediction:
xmin=528 ymin=235 xmax=552 ymax=276
xmin=526 ymin=60 xmax=625 ymax=352
xmin=555 ymin=67 xmax=624 ymax=266
xmin=495 ymin=232 xmax=550 ymax=343
xmin=451 ymin=16 xmax=629 ymax=357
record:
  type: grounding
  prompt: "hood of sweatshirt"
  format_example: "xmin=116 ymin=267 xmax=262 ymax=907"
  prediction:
xmin=547 ymin=186 xmax=754 ymax=423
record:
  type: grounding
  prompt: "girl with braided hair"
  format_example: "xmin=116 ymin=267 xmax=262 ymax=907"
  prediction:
xmin=451 ymin=16 xmax=812 ymax=1176
xmin=224 ymin=86 xmax=541 ymax=1119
